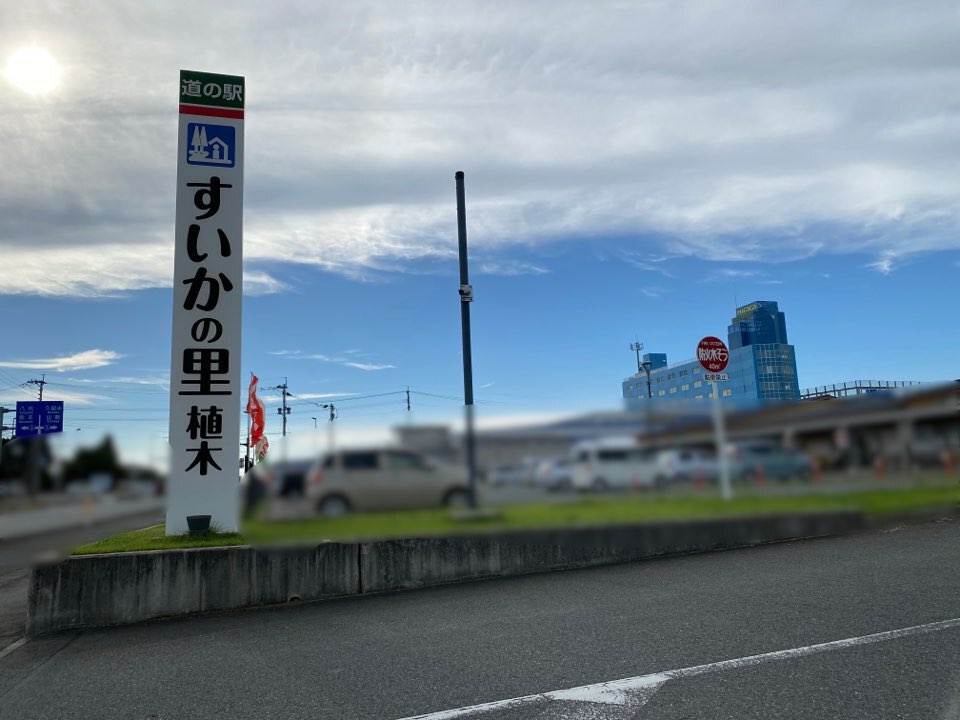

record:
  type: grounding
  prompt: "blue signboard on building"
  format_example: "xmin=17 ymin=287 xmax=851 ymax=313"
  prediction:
xmin=15 ymin=401 xmax=64 ymax=437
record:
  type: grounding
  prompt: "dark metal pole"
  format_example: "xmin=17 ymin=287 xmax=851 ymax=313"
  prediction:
xmin=455 ymin=171 xmax=478 ymax=509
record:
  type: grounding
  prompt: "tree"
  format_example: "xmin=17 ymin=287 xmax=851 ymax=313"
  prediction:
xmin=62 ymin=437 xmax=123 ymax=486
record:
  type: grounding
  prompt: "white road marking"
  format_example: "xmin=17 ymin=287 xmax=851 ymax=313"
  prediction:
xmin=395 ymin=617 xmax=960 ymax=720
xmin=0 ymin=637 xmax=27 ymax=662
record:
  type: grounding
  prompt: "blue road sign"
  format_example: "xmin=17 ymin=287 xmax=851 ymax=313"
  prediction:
xmin=15 ymin=401 xmax=64 ymax=437
xmin=186 ymin=123 xmax=236 ymax=168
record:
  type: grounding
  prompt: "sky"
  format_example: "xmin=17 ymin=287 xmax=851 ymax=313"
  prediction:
xmin=1 ymin=0 xmax=958 ymax=468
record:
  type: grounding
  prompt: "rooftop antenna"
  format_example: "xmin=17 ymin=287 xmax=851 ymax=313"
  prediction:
xmin=629 ymin=340 xmax=643 ymax=374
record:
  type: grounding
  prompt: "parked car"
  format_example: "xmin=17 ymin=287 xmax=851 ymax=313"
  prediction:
xmin=486 ymin=458 xmax=540 ymax=486
xmin=570 ymin=438 xmax=662 ymax=491
xmin=305 ymin=448 xmax=470 ymax=516
xmin=727 ymin=441 xmax=812 ymax=481
xmin=0 ymin=481 xmax=26 ymax=499
xmin=532 ymin=457 xmax=574 ymax=491
xmin=248 ymin=459 xmax=315 ymax=497
xmin=652 ymin=447 xmax=719 ymax=485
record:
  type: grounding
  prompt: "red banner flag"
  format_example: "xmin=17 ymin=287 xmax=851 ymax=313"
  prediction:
xmin=246 ymin=373 xmax=268 ymax=459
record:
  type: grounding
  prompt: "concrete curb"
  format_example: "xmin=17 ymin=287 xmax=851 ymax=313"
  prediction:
xmin=27 ymin=510 xmax=862 ymax=636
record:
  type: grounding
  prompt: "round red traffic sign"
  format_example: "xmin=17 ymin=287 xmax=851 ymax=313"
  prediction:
xmin=696 ymin=336 xmax=729 ymax=373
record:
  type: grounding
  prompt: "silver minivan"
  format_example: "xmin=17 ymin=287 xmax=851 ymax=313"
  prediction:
xmin=305 ymin=448 xmax=470 ymax=515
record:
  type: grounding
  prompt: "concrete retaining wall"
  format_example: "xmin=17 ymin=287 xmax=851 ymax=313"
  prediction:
xmin=27 ymin=510 xmax=862 ymax=636
xmin=359 ymin=511 xmax=863 ymax=592
xmin=27 ymin=542 xmax=360 ymax=636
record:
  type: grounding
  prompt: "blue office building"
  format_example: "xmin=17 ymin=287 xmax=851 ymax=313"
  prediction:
xmin=623 ymin=300 xmax=801 ymax=407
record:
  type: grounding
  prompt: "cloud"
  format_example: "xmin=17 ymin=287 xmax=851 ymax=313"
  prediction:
xmin=0 ymin=349 xmax=121 ymax=371
xmin=342 ymin=362 xmax=395 ymax=371
xmin=476 ymin=261 xmax=549 ymax=276
xmin=867 ymin=252 xmax=898 ymax=275
xmin=641 ymin=286 xmax=667 ymax=298
xmin=65 ymin=374 xmax=169 ymax=387
xmin=0 ymin=387 xmax=109 ymax=405
xmin=622 ymin=253 xmax=676 ymax=278
xmin=2 ymin=1 xmax=960 ymax=296
xmin=270 ymin=350 xmax=394 ymax=371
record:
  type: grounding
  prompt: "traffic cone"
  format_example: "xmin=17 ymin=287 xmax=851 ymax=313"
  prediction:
xmin=755 ymin=464 xmax=765 ymax=488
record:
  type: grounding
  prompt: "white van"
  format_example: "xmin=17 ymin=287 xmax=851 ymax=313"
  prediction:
xmin=570 ymin=437 xmax=661 ymax=491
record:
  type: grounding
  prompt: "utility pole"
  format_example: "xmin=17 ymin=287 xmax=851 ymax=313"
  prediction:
xmin=311 ymin=416 xmax=318 ymax=430
xmin=0 ymin=406 xmax=11 ymax=473
xmin=0 ymin=406 xmax=10 ymax=439
xmin=455 ymin=170 xmax=478 ymax=509
xmin=406 ymin=387 xmax=411 ymax=413
xmin=630 ymin=341 xmax=643 ymax=374
xmin=276 ymin=378 xmax=291 ymax=437
xmin=26 ymin=374 xmax=46 ymax=401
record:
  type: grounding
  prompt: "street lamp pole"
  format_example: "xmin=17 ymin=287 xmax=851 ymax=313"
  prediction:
xmin=641 ymin=360 xmax=653 ymax=399
xmin=455 ymin=170 xmax=478 ymax=509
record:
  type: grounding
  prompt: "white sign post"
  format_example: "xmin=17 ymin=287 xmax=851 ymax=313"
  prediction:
xmin=167 ymin=70 xmax=245 ymax=535
xmin=697 ymin=336 xmax=733 ymax=500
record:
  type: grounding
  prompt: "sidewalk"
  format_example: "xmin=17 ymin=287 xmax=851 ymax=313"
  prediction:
xmin=0 ymin=494 xmax=165 ymax=542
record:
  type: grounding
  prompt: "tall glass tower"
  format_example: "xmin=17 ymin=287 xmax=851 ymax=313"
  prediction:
xmin=726 ymin=301 xmax=800 ymax=402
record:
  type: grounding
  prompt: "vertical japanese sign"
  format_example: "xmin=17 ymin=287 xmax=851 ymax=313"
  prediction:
xmin=167 ymin=70 xmax=245 ymax=534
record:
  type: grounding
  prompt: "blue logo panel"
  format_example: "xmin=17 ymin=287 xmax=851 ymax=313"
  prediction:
xmin=186 ymin=123 xmax=236 ymax=168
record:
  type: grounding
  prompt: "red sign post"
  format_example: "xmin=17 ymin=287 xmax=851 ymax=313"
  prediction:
xmin=696 ymin=336 xmax=729 ymax=373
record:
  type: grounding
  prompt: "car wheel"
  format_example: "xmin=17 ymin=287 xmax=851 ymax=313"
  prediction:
xmin=654 ymin=475 xmax=669 ymax=490
xmin=444 ymin=488 xmax=471 ymax=508
xmin=317 ymin=495 xmax=350 ymax=517
xmin=591 ymin=477 xmax=609 ymax=492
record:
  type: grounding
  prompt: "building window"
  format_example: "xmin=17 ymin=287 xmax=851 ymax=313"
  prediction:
xmin=694 ymin=381 xmax=702 ymax=388
xmin=657 ymin=376 xmax=664 ymax=384
xmin=681 ymin=384 xmax=689 ymax=391
xmin=669 ymin=386 xmax=677 ymax=394
xmin=722 ymin=388 xmax=732 ymax=397
xmin=668 ymin=372 xmax=675 ymax=380
xmin=658 ymin=389 xmax=666 ymax=396
xmin=694 ymin=394 xmax=703 ymax=399
xmin=707 ymin=391 xmax=715 ymax=398
xmin=679 ymin=369 xmax=688 ymax=376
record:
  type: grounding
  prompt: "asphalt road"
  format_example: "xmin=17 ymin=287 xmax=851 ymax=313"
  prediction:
xmin=2 ymin=517 xmax=959 ymax=719
xmin=0 ymin=510 xmax=164 ymax=651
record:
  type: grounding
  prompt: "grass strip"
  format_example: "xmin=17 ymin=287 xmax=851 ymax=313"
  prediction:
xmin=72 ymin=483 xmax=960 ymax=555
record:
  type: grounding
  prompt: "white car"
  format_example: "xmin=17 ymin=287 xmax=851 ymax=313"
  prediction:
xmin=532 ymin=458 xmax=574 ymax=491
xmin=485 ymin=458 xmax=540 ymax=486
xmin=570 ymin=438 xmax=662 ymax=491
xmin=652 ymin=447 xmax=720 ymax=485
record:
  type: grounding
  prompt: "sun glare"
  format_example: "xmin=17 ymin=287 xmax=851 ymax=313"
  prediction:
xmin=4 ymin=47 xmax=62 ymax=95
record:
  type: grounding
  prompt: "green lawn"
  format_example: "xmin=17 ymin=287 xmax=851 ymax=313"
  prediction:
xmin=73 ymin=525 xmax=244 ymax=555
xmin=72 ymin=483 xmax=960 ymax=555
